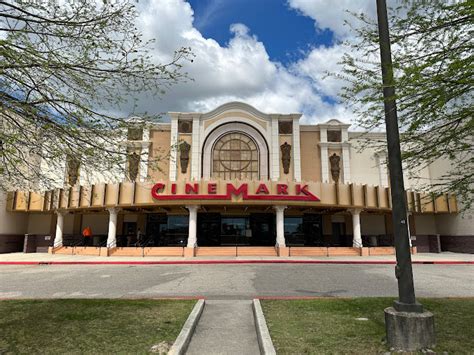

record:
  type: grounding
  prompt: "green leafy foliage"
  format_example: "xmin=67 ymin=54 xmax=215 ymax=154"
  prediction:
xmin=340 ymin=0 xmax=473 ymax=210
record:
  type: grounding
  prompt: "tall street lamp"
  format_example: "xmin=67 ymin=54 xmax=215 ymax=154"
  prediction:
xmin=375 ymin=0 xmax=436 ymax=351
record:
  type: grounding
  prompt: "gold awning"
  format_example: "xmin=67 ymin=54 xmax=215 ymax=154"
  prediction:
xmin=6 ymin=179 xmax=457 ymax=214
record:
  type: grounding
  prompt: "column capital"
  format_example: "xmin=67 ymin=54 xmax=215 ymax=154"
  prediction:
xmin=273 ymin=205 xmax=287 ymax=213
xmin=185 ymin=205 xmax=200 ymax=212
xmin=349 ymin=208 xmax=363 ymax=215
xmin=106 ymin=207 xmax=121 ymax=215
xmin=55 ymin=209 xmax=67 ymax=216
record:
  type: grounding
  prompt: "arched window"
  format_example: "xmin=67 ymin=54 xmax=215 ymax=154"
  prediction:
xmin=212 ymin=132 xmax=259 ymax=180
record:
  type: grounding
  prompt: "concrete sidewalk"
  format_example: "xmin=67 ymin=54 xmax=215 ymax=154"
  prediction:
xmin=0 ymin=252 xmax=473 ymax=264
xmin=186 ymin=300 xmax=260 ymax=355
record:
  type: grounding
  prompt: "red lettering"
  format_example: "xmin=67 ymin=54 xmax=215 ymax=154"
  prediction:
xmin=185 ymin=183 xmax=199 ymax=194
xmin=227 ymin=183 xmax=248 ymax=197
xmin=171 ymin=183 xmax=177 ymax=194
xmin=208 ymin=183 xmax=217 ymax=194
xmin=255 ymin=183 xmax=269 ymax=194
xmin=296 ymin=184 xmax=310 ymax=196
xmin=277 ymin=184 xmax=288 ymax=195
xmin=151 ymin=183 xmax=165 ymax=199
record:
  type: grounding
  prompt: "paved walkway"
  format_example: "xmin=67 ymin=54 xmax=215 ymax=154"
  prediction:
xmin=186 ymin=300 xmax=260 ymax=355
xmin=0 ymin=252 xmax=473 ymax=263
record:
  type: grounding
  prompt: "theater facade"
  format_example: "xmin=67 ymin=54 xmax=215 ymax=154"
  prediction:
xmin=1 ymin=102 xmax=472 ymax=256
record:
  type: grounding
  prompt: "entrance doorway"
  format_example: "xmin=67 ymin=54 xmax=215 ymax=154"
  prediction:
xmin=197 ymin=213 xmax=275 ymax=246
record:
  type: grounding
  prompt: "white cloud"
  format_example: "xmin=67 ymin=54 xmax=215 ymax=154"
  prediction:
xmin=128 ymin=0 xmax=365 ymax=124
xmin=294 ymin=44 xmax=348 ymax=99
xmin=287 ymin=0 xmax=376 ymax=39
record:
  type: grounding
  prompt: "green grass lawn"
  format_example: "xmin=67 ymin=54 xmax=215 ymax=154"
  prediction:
xmin=261 ymin=298 xmax=474 ymax=354
xmin=0 ymin=299 xmax=195 ymax=354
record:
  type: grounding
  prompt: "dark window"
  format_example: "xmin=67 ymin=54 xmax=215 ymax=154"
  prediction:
xmin=284 ymin=217 xmax=304 ymax=245
xmin=285 ymin=214 xmax=323 ymax=246
xmin=327 ymin=130 xmax=342 ymax=142
xmin=178 ymin=120 xmax=192 ymax=133
xmin=145 ymin=214 xmax=188 ymax=246
xmin=127 ymin=127 xmax=143 ymax=141
xmin=278 ymin=121 xmax=293 ymax=134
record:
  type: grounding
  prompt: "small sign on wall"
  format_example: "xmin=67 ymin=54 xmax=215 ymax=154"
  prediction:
xmin=44 ymin=235 xmax=51 ymax=241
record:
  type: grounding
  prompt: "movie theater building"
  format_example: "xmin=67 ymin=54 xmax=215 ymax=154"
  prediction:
xmin=1 ymin=102 xmax=472 ymax=256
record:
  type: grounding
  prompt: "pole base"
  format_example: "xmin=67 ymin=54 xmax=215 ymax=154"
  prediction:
xmin=385 ymin=307 xmax=435 ymax=351
xmin=393 ymin=300 xmax=424 ymax=313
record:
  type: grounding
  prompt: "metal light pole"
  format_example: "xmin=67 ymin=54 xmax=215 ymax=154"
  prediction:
xmin=376 ymin=0 xmax=435 ymax=350
xmin=375 ymin=0 xmax=422 ymax=313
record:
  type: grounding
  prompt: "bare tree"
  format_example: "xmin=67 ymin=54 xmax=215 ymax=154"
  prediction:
xmin=0 ymin=0 xmax=192 ymax=190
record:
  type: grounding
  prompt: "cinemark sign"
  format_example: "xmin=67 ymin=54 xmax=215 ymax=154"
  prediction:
xmin=151 ymin=182 xmax=320 ymax=201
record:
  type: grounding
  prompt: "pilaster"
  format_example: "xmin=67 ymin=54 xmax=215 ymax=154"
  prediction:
xmin=376 ymin=152 xmax=389 ymax=187
xmin=321 ymin=145 xmax=329 ymax=183
xmin=139 ymin=127 xmax=150 ymax=182
xmin=292 ymin=115 xmax=302 ymax=182
xmin=342 ymin=145 xmax=351 ymax=183
xmin=169 ymin=116 xmax=179 ymax=181
xmin=191 ymin=115 xmax=201 ymax=180
xmin=270 ymin=116 xmax=280 ymax=181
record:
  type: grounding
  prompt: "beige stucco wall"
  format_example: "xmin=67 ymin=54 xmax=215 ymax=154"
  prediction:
xmin=63 ymin=214 xmax=74 ymax=235
xmin=361 ymin=214 xmax=386 ymax=235
xmin=26 ymin=214 xmax=52 ymax=235
xmin=82 ymin=213 xmax=108 ymax=235
xmin=0 ymin=192 xmax=28 ymax=234
xmin=435 ymin=213 xmax=474 ymax=236
xmin=349 ymin=140 xmax=380 ymax=186
xmin=149 ymin=130 xmax=171 ymax=181
xmin=300 ymin=131 xmax=321 ymax=182
xmin=413 ymin=215 xmax=437 ymax=235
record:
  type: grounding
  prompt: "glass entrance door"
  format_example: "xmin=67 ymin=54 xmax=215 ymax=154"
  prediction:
xmin=197 ymin=213 xmax=276 ymax=246
xmin=249 ymin=213 xmax=275 ymax=246
xmin=197 ymin=213 xmax=221 ymax=246
xmin=221 ymin=217 xmax=250 ymax=246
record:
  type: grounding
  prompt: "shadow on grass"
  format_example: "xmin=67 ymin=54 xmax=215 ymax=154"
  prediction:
xmin=261 ymin=297 xmax=474 ymax=354
xmin=0 ymin=299 xmax=195 ymax=354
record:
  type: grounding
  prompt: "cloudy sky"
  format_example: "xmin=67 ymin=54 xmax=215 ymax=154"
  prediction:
xmin=133 ymin=0 xmax=379 ymax=124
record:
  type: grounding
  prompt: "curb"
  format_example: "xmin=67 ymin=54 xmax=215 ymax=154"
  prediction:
xmin=0 ymin=260 xmax=473 ymax=265
xmin=168 ymin=299 xmax=205 ymax=355
xmin=253 ymin=299 xmax=276 ymax=355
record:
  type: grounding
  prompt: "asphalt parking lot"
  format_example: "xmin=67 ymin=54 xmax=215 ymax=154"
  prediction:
xmin=1 ymin=263 xmax=473 ymax=299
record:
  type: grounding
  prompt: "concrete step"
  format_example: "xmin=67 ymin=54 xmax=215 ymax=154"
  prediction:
xmin=186 ymin=300 xmax=260 ymax=355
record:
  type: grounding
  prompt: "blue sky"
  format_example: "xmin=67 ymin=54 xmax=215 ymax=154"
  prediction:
xmin=134 ymin=0 xmax=378 ymax=123
xmin=188 ymin=0 xmax=335 ymax=64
